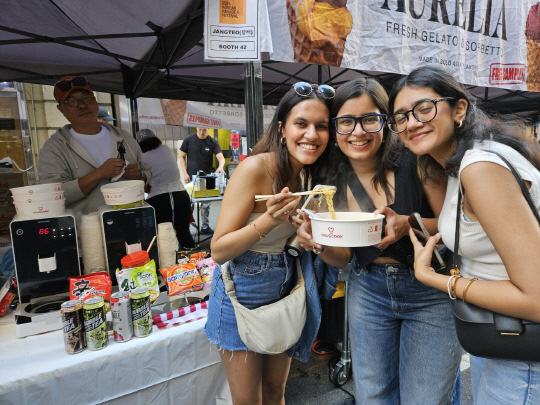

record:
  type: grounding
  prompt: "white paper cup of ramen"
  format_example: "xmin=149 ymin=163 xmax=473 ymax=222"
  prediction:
xmin=311 ymin=212 xmax=385 ymax=247
xmin=14 ymin=198 xmax=66 ymax=219
xmin=10 ymin=183 xmax=63 ymax=196
xmin=100 ymin=180 xmax=145 ymax=205
xmin=12 ymin=191 xmax=64 ymax=204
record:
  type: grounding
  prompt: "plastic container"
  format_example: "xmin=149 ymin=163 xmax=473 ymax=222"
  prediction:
xmin=311 ymin=212 xmax=385 ymax=247
xmin=10 ymin=183 xmax=62 ymax=197
xmin=12 ymin=191 xmax=64 ymax=204
xmin=14 ymin=198 xmax=66 ymax=219
xmin=121 ymin=251 xmax=150 ymax=269
xmin=100 ymin=180 xmax=144 ymax=205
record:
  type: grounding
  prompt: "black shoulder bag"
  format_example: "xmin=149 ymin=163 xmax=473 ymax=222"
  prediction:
xmin=452 ymin=149 xmax=540 ymax=362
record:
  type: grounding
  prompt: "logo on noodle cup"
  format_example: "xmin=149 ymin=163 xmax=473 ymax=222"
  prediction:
xmin=321 ymin=226 xmax=343 ymax=239
xmin=489 ymin=63 xmax=525 ymax=85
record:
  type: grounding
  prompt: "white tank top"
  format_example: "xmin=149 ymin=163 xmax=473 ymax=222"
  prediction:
xmin=245 ymin=212 xmax=296 ymax=254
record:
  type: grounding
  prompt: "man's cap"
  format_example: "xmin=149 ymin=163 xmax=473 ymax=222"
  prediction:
xmin=98 ymin=107 xmax=115 ymax=121
xmin=54 ymin=76 xmax=93 ymax=103
xmin=136 ymin=128 xmax=156 ymax=142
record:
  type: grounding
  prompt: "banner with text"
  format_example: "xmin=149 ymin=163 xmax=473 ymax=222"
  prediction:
xmin=264 ymin=0 xmax=540 ymax=92
xmin=138 ymin=98 xmax=276 ymax=130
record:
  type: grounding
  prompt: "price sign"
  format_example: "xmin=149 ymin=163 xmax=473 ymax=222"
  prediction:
xmin=205 ymin=0 xmax=260 ymax=61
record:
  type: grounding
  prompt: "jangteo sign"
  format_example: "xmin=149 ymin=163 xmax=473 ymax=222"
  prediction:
xmin=263 ymin=0 xmax=540 ymax=92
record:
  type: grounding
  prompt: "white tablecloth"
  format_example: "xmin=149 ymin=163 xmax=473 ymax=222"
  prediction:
xmin=0 ymin=311 xmax=232 ymax=405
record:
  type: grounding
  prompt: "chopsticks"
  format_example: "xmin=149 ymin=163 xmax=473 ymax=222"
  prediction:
xmin=255 ymin=188 xmax=335 ymax=202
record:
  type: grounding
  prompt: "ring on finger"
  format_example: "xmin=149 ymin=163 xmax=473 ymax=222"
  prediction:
xmin=282 ymin=209 xmax=290 ymax=215
xmin=313 ymin=246 xmax=327 ymax=255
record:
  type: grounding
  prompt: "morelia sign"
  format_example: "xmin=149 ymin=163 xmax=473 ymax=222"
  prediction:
xmin=263 ymin=0 xmax=540 ymax=92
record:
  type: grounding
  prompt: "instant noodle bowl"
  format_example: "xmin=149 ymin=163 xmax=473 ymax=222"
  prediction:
xmin=14 ymin=198 xmax=66 ymax=219
xmin=10 ymin=183 xmax=62 ymax=197
xmin=12 ymin=191 xmax=64 ymax=204
xmin=311 ymin=212 xmax=385 ymax=247
xmin=100 ymin=180 xmax=144 ymax=206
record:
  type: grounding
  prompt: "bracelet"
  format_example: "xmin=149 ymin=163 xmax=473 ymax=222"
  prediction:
xmin=462 ymin=277 xmax=479 ymax=303
xmin=313 ymin=246 xmax=327 ymax=255
xmin=447 ymin=275 xmax=458 ymax=300
xmin=250 ymin=222 xmax=266 ymax=241
xmin=450 ymin=274 xmax=463 ymax=299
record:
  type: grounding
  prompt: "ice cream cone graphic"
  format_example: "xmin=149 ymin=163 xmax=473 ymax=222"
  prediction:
xmin=526 ymin=2 xmax=540 ymax=92
xmin=160 ymin=99 xmax=187 ymax=126
xmin=286 ymin=0 xmax=352 ymax=66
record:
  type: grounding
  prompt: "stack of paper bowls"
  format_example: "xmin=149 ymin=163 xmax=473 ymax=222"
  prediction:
xmin=10 ymin=183 xmax=65 ymax=219
xmin=100 ymin=180 xmax=145 ymax=208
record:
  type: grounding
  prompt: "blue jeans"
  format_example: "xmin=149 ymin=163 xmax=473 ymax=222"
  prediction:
xmin=470 ymin=355 xmax=540 ymax=404
xmin=348 ymin=263 xmax=461 ymax=405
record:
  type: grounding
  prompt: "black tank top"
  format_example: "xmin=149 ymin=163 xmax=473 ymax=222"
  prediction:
xmin=346 ymin=150 xmax=434 ymax=268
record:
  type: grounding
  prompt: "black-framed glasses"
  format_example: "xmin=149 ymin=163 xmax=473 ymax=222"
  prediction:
xmin=54 ymin=76 xmax=87 ymax=92
xmin=60 ymin=94 xmax=96 ymax=108
xmin=332 ymin=114 xmax=386 ymax=135
xmin=293 ymin=82 xmax=335 ymax=99
xmin=387 ymin=97 xmax=454 ymax=134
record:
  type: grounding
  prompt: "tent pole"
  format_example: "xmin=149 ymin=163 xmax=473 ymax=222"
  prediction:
xmin=244 ymin=62 xmax=263 ymax=155
xmin=129 ymin=97 xmax=140 ymax=138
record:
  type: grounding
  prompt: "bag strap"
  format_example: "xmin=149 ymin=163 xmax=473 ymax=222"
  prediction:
xmin=347 ymin=172 xmax=377 ymax=212
xmin=453 ymin=149 xmax=540 ymax=269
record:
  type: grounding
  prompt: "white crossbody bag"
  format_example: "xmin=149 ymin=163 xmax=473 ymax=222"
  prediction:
xmin=220 ymin=257 xmax=306 ymax=355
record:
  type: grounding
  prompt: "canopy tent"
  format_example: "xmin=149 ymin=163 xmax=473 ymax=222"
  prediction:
xmin=0 ymin=0 xmax=539 ymax=118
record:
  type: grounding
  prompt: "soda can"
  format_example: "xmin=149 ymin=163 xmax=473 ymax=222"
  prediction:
xmin=61 ymin=299 xmax=86 ymax=354
xmin=83 ymin=296 xmax=109 ymax=350
xmin=131 ymin=287 xmax=152 ymax=338
xmin=111 ymin=291 xmax=133 ymax=342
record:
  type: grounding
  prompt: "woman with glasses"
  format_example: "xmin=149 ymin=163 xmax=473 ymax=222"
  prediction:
xmin=297 ymin=77 xmax=461 ymax=404
xmin=388 ymin=66 xmax=540 ymax=404
xmin=206 ymin=82 xmax=333 ymax=405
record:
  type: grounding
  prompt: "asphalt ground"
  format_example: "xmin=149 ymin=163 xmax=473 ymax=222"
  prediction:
xmin=198 ymin=201 xmax=473 ymax=404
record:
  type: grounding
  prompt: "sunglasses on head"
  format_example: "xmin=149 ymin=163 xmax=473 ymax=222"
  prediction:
xmin=54 ymin=76 xmax=87 ymax=92
xmin=293 ymin=82 xmax=335 ymax=99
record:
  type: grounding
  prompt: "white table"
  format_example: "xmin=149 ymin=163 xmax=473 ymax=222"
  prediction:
xmin=0 ymin=311 xmax=232 ymax=405
xmin=190 ymin=196 xmax=223 ymax=243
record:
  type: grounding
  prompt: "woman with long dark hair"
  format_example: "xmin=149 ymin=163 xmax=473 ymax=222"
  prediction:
xmin=206 ymin=83 xmax=334 ymax=405
xmin=298 ymin=77 xmax=461 ymax=404
xmin=388 ymin=65 xmax=540 ymax=404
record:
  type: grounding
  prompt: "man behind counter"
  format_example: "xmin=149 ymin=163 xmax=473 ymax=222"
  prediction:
xmin=37 ymin=76 xmax=152 ymax=215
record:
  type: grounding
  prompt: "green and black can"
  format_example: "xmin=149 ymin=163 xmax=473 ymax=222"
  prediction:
xmin=131 ymin=287 xmax=152 ymax=338
xmin=83 ymin=296 xmax=109 ymax=350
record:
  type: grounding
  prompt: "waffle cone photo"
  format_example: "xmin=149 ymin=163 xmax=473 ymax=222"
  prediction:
xmin=527 ymin=39 xmax=540 ymax=92
xmin=286 ymin=0 xmax=352 ymax=66
xmin=160 ymin=99 xmax=187 ymax=126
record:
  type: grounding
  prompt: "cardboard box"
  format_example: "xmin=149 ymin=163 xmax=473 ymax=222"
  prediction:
xmin=185 ymin=185 xmax=221 ymax=198
xmin=0 ymin=206 xmax=16 ymax=241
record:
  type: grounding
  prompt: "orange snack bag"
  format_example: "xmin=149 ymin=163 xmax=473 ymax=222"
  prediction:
xmin=159 ymin=263 xmax=204 ymax=296
xmin=69 ymin=272 xmax=112 ymax=310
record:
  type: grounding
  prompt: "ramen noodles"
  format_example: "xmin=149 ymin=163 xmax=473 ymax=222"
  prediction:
xmin=314 ymin=187 xmax=336 ymax=219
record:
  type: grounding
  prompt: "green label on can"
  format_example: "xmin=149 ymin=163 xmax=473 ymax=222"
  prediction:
xmin=84 ymin=305 xmax=109 ymax=350
xmin=131 ymin=296 xmax=152 ymax=337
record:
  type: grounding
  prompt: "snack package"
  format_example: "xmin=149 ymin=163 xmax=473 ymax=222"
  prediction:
xmin=116 ymin=259 xmax=160 ymax=303
xmin=196 ymin=258 xmax=216 ymax=290
xmin=159 ymin=263 xmax=204 ymax=296
xmin=189 ymin=251 xmax=208 ymax=263
xmin=69 ymin=272 xmax=112 ymax=311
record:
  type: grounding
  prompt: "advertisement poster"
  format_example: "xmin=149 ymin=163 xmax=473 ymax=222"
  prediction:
xmin=264 ymin=0 xmax=540 ymax=92
xmin=138 ymin=98 xmax=276 ymax=130
xmin=205 ymin=0 xmax=260 ymax=61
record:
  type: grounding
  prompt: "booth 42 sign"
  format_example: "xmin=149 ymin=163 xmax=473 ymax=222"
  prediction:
xmin=205 ymin=0 xmax=261 ymax=61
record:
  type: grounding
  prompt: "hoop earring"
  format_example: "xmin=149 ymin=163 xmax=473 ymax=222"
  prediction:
xmin=281 ymin=137 xmax=286 ymax=146
xmin=456 ymin=120 xmax=463 ymax=128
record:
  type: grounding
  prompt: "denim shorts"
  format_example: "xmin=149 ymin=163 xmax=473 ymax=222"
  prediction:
xmin=205 ymin=250 xmax=294 ymax=351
